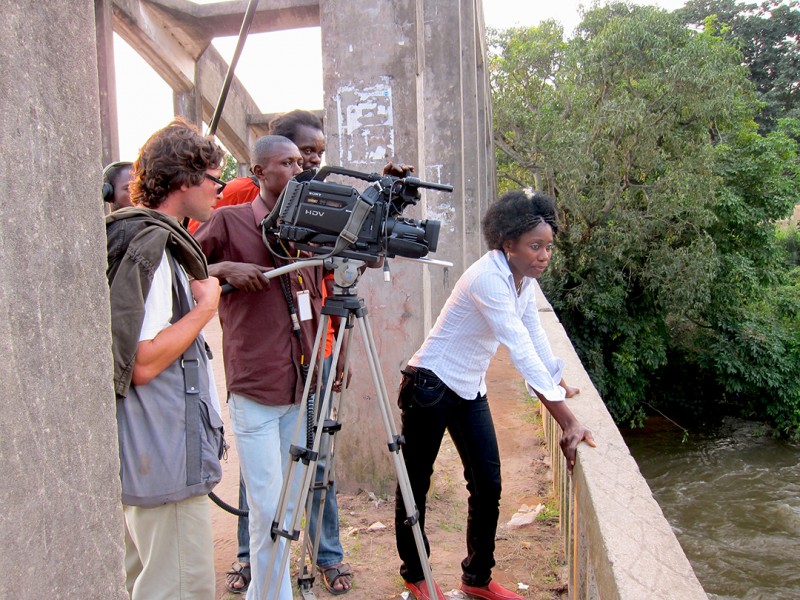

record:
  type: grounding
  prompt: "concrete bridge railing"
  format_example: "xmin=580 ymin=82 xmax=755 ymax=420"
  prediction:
xmin=535 ymin=283 xmax=708 ymax=600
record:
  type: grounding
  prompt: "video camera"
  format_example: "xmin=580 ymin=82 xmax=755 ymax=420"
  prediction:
xmin=269 ymin=166 xmax=453 ymax=262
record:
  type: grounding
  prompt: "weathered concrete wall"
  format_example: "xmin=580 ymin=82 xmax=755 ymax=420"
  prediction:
xmin=536 ymin=285 xmax=707 ymax=600
xmin=320 ymin=0 xmax=491 ymax=492
xmin=0 ymin=3 xmax=127 ymax=598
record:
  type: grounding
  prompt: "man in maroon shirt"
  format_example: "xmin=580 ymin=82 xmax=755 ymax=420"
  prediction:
xmin=195 ymin=135 xmax=321 ymax=600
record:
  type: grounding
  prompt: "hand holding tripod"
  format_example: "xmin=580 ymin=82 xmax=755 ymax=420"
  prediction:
xmin=261 ymin=257 xmax=439 ymax=600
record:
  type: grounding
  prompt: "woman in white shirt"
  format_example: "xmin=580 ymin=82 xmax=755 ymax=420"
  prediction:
xmin=394 ymin=190 xmax=595 ymax=600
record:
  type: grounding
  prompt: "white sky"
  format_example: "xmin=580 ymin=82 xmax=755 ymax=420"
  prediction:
xmin=114 ymin=0 xmax=688 ymax=160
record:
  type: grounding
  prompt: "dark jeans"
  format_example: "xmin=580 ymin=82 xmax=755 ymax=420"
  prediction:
xmin=394 ymin=366 xmax=501 ymax=587
xmin=237 ymin=470 xmax=250 ymax=562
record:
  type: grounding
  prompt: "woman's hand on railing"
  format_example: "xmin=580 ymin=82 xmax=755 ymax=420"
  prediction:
xmin=559 ymin=425 xmax=596 ymax=474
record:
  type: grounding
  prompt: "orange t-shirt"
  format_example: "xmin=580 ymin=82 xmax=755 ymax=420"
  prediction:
xmin=321 ymin=272 xmax=336 ymax=358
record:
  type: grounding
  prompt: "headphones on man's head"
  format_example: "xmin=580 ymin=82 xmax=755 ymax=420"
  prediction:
xmin=102 ymin=161 xmax=133 ymax=202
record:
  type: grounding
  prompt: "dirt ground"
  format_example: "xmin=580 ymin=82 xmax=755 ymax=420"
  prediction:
xmin=205 ymin=318 xmax=567 ymax=600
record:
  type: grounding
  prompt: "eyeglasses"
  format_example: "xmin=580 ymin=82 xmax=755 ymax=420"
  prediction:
xmin=204 ymin=173 xmax=227 ymax=194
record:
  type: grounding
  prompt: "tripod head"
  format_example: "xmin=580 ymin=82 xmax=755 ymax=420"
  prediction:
xmin=323 ymin=257 xmax=364 ymax=297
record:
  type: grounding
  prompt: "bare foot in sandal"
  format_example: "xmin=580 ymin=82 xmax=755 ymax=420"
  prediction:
xmin=319 ymin=563 xmax=353 ymax=595
xmin=225 ymin=562 xmax=251 ymax=594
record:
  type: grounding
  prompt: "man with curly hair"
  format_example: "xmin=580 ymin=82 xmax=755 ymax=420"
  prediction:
xmin=106 ymin=118 xmax=226 ymax=599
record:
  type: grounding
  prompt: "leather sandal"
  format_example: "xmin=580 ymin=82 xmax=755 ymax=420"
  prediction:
xmin=225 ymin=562 xmax=251 ymax=594
xmin=319 ymin=562 xmax=353 ymax=595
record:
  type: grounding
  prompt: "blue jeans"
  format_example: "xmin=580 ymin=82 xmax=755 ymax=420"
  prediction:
xmin=228 ymin=394 xmax=301 ymax=600
xmin=233 ymin=358 xmax=345 ymax=569
xmin=394 ymin=366 xmax=501 ymax=587
xmin=239 ymin=461 xmax=342 ymax=566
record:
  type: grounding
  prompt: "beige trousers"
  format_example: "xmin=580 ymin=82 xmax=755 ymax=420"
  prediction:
xmin=123 ymin=495 xmax=215 ymax=600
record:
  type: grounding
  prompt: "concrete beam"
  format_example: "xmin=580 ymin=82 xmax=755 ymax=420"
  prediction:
xmin=111 ymin=0 xmax=272 ymax=163
xmin=174 ymin=86 xmax=202 ymax=129
xmin=112 ymin=0 xmax=201 ymax=91
xmin=196 ymin=43 xmax=263 ymax=161
xmin=319 ymin=0 xmax=426 ymax=492
xmin=145 ymin=0 xmax=320 ymax=35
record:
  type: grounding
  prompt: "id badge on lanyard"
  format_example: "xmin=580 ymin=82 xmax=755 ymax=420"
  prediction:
xmin=297 ymin=290 xmax=312 ymax=321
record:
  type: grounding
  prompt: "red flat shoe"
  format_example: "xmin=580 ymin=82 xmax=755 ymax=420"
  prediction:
xmin=460 ymin=580 xmax=523 ymax=600
xmin=405 ymin=578 xmax=446 ymax=600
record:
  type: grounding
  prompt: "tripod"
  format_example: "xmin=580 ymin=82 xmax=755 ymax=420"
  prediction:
xmin=261 ymin=257 xmax=438 ymax=600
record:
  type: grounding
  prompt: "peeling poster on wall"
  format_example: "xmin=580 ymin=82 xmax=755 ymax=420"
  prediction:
xmin=335 ymin=77 xmax=394 ymax=166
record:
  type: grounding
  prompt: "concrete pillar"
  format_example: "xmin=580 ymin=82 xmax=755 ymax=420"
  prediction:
xmin=419 ymin=0 xmax=494 ymax=320
xmin=320 ymin=0 xmax=491 ymax=492
xmin=320 ymin=0 xmax=422 ymax=492
xmin=0 ymin=3 xmax=127 ymax=598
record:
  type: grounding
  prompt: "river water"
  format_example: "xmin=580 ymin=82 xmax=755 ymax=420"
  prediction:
xmin=622 ymin=418 xmax=800 ymax=600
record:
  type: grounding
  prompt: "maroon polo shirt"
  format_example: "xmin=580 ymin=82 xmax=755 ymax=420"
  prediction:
xmin=195 ymin=199 xmax=324 ymax=406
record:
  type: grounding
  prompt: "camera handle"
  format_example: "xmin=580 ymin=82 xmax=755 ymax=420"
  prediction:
xmin=312 ymin=165 xmax=382 ymax=183
xmin=311 ymin=165 xmax=454 ymax=193
xmin=261 ymin=259 xmax=439 ymax=600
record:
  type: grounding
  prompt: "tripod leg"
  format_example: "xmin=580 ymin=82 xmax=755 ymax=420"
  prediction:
xmin=308 ymin=316 xmax=351 ymax=563
xmin=297 ymin=316 xmax=352 ymax=596
xmin=354 ymin=308 xmax=439 ymax=598
xmin=297 ymin=416 xmax=336 ymax=598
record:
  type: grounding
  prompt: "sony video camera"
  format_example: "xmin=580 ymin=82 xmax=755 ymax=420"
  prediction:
xmin=271 ymin=166 xmax=453 ymax=262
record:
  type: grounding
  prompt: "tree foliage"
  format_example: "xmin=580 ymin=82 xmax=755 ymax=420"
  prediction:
xmin=676 ymin=0 xmax=800 ymax=132
xmin=489 ymin=3 xmax=800 ymax=436
xmin=221 ymin=153 xmax=238 ymax=181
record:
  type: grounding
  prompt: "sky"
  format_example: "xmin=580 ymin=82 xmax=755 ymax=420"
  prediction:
xmin=114 ymin=0 xmax=688 ymax=160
